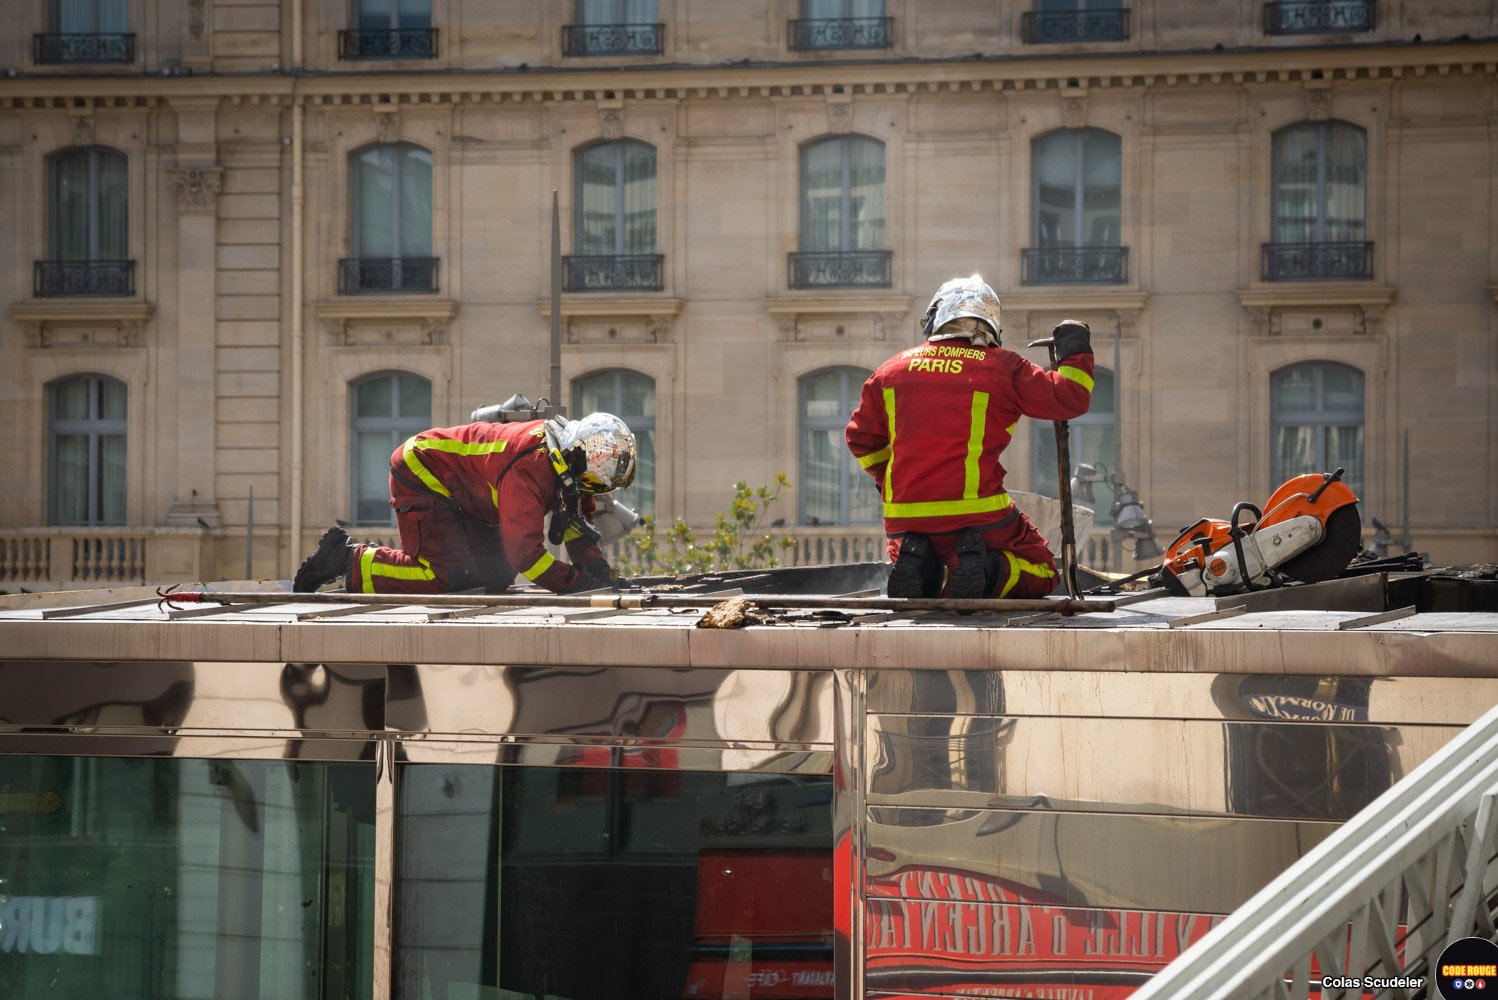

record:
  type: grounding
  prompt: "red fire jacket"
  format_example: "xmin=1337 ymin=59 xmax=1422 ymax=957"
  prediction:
xmin=845 ymin=342 xmax=1095 ymax=536
xmin=391 ymin=419 xmax=603 ymax=593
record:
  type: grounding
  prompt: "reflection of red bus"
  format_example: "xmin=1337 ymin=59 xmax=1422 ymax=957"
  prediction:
xmin=683 ymin=851 xmax=836 ymax=1000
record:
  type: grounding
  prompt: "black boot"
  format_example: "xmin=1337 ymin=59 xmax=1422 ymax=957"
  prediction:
xmin=293 ymin=527 xmax=353 ymax=592
xmin=949 ymin=527 xmax=988 ymax=600
xmin=887 ymin=534 xmax=940 ymax=599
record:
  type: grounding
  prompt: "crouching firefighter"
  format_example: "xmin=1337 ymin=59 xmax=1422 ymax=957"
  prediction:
xmin=845 ymin=275 xmax=1095 ymax=600
xmin=293 ymin=412 xmax=637 ymax=594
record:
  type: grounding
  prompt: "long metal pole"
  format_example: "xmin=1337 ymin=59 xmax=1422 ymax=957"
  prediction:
xmin=245 ymin=485 xmax=254 ymax=579
xmin=1113 ymin=325 xmax=1123 ymax=572
xmin=165 ymin=589 xmax=1116 ymax=615
xmin=549 ymin=189 xmax=562 ymax=415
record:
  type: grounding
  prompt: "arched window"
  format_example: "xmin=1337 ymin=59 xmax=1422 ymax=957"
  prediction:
xmin=1272 ymin=362 xmax=1365 ymax=497
xmin=42 ymin=146 xmax=131 ymax=296
xmin=1027 ymin=129 xmax=1124 ymax=284
xmin=49 ymin=374 xmax=126 ymax=525
xmin=1272 ymin=121 xmax=1367 ymax=243
xmin=350 ymin=372 xmax=432 ymax=525
xmin=345 ymin=143 xmax=435 ymax=293
xmin=573 ymin=370 xmax=656 ymax=516
xmin=1031 ymin=366 xmax=1117 ymax=522
xmin=794 ymin=135 xmax=888 ymax=287
xmin=570 ymin=140 xmax=660 ymax=290
xmin=799 ymin=367 xmax=879 ymax=526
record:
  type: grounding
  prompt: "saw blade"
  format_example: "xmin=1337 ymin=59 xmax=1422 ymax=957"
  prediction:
xmin=1276 ymin=504 xmax=1363 ymax=584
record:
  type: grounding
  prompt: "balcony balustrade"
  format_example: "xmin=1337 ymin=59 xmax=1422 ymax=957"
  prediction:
xmin=787 ymin=17 xmax=893 ymax=51
xmin=562 ymin=22 xmax=665 ymax=56
xmin=338 ymin=257 xmax=440 ymax=294
xmin=1261 ymin=242 xmax=1373 ymax=281
xmin=788 ymin=251 xmax=892 ymax=290
xmin=1264 ymin=0 xmax=1374 ymax=35
xmin=34 ymin=260 xmax=135 ymax=297
xmin=1021 ymin=247 xmax=1129 ymax=285
xmin=33 ymin=33 xmax=135 ymax=64
xmin=338 ymin=28 xmax=438 ymax=59
xmin=562 ymin=254 xmax=665 ymax=292
xmin=1021 ymin=8 xmax=1130 ymax=43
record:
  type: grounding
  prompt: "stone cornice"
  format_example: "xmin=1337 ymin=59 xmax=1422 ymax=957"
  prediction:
xmin=3 ymin=38 xmax=1497 ymax=108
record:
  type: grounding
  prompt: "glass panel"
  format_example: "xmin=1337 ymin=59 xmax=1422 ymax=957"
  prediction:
xmin=99 ymin=375 xmax=127 ymax=421
xmin=0 ymin=756 xmax=375 ymax=1000
xmin=397 ymin=0 xmax=430 ymax=30
xmin=398 ymin=147 xmax=433 ymax=258
xmin=99 ymin=433 xmax=126 ymax=524
xmin=358 ymin=0 xmax=394 ymax=31
xmin=801 ymin=428 xmax=843 ymax=524
xmin=1324 ymin=123 xmax=1367 ymax=243
xmin=1321 ymin=364 xmax=1364 ymax=413
xmin=847 ymin=137 xmax=885 ymax=251
xmin=626 ymin=426 xmax=656 ymax=516
xmin=1326 ymin=424 xmax=1365 ymax=495
xmin=1272 ymin=366 xmax=1317 ymax=414
xmin=621 ymin=142 xmax=657 ymax=255
xmin=1034 ymin=132 xmax=1080 ymax=248
xmin=53 ymin=150 xmax=92 ymax=261
xmin=619 ymin=372 xmax=655 ymax=420
xmin=397 ymin=374 xmax=432 ymax=420
xmin=577 ymin=144 xmax=620 ymax=256
xmin=1273 ymin=425 xmax=1318 ymax=484
xmin=1081 ymin=130 xmax=1121 ymax=247
xmin=799 ymin=139 xmax=844 ymax=253
xmin=395 ymin=765 xmax=834 ymax=1000
xmin=574 ymin=372 xmax=615 ymax=416
xmin=355 ymin=431 xmax=396 ymax=523
xmin=96 ymin=150 xmax=128 ymax=261
xmin=1273 ymin=125 xmax=1321 ymax=243
xmin=356 ymin=374 xmax=395 ymax=419
xmin=57 ymin=0 xmax=96 ymax=33
xmin=801 ymin=370 xmax=844 ymax=422
xmin=52 ymin=434 xmax=88 ymax=524
xmin=97 ymin=0 xmax=129 ymax=33
xmin=356 ymin=147 xmax=396 ymax=257
xmin=53 ymin=376 xmax=90 ymax=421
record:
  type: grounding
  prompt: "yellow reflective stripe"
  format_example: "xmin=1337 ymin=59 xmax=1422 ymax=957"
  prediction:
xmin=563 ymin=522 xmax=582 ymax=542
xmin=402 ymin=440 xmax=452 ymax=499
xmin=490 ymin=483 xmax=499 ymax=511
xmin=1006 ymin=421 xmax=1018 ymax=436
xmin=858 ymin=445 xmax=891 ymax=470
xmin=999 ymin=550 xmax=1057 ymax=598
xmin=998 ymin=552 xmax=1022 ymax=599
xmin=1058 ymin=365 xmax=1095 ymax=393
xmin=522 ymin=551 xmax=555 ymax=582
xmin=410 ymin=437 xmax=510 ymax=457
xmin=359 ymin=548 xmax=376 ymax=594
xmin=882 ymin=387 xmax=897 ymax=501
xmin=368 ymin=556 xmax=437 ymax=582
xmin=964 ymin=391 xmax=989 ymax=500
xmin=882 ymin=492 xmax=1013 ymax=520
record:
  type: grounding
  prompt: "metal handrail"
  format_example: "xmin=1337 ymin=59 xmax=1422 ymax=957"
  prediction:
xmin=1133 ymin=701 xmax=1498 ymax=1000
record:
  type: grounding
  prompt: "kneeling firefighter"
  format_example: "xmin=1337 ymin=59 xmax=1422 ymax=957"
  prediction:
xmin=845 ymin=275 xmax=1095 ymax=599
xmin=293 ymin=412 xmax=636 ymax=594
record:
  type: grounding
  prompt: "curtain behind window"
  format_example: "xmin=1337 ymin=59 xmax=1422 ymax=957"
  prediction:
xmin=800 ymin=137 xmax=884 ymax=253
xmin=1324 ymin=123 xmax=1366 ymax=242
xmin=57 ymin=0 xmax=128 ymax=32
xmin=576 ymin=142 xmax=656 ymax=256
xmin=52 ymin=148 xmax=127 ymax=261
xmin=50 ymin=375 xmax=126 ymax=526
xmin=1272 ymin=363 xmax=1364 ymax=497
xmin=352 ymin=373 xmax=431 ymax=525
xmin=355 ymin=145 xmax=431 ymax=258
xmin=802 ymin=0 xmax=886 ymax=16
xmin=574 ymin=370 xmax=656 ymax=516
xmin=1274 ymin=122 xmax=1365 ymax=243
xmin=1033 ymin=130 xmax=1120 ymax=247
xmin=800 ymin=368 xmax=877 ymax=526
xmin=578 ymin=0 xmax=657 ymax=23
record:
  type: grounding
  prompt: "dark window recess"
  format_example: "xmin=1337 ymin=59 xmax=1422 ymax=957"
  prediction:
xmin=788 ymin=250 xmax=892 ymax=289
xmin=786 ymin=17 xmax=893 ymax=51
xmin=1264 ymin=0 xmax=1375 ymax=35
xmin=563 ymin=254 xmax=665 ymax=292
xmin=1261 ymin=242 xmax=1373 ymax=281
xmin=1021 ymin=8 xmax=1129 ymax=44
xmin=33 ymin=33 xmax=135 ymax=64
xmin=337 ymin=28 xmax=438 ymax=59
xmin=1021 ymin=247 xmax=1128 ymax=285
xmin=34 ymin=260 xmax=134 ymax=297
xmin=338 ymin=257 xmax=440 ymax=294
xmin=562 ymin=22 xmax=665 ymax=56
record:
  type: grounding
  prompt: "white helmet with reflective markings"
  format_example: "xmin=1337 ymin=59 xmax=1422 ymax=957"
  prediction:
xmin=553 ymin=412 xmax=637 ymax=495
xmin=920 ymin=274 xmax=1002 ymax=347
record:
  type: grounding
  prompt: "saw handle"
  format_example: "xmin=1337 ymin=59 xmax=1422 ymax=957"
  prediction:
xmin=1026 ymin=335 xmax=1080 ymax=600
xmin=1229 ymin=502 xmax=1263 ymax=591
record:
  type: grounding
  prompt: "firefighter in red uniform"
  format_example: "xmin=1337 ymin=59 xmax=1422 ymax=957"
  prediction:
xmin=845 ymin=275 xmax=1095 ymax=600
xmin=292 ymin=412 xmax=637 ymax=595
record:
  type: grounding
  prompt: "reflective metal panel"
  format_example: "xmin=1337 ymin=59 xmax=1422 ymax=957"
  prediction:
xmin=866 ymin=670 xmax=1498 ymax=726
xmin=865 ymin=807 xmax=1335 ymax=914
xmin=396 ymin=738 xmax=833 ymax=774
xmin=867 ymin=715 xmax=1452 ymax=821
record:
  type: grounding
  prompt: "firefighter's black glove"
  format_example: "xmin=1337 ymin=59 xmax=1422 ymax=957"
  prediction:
xmin=1052 ymin=320 xmax=1092 ymax=362
xmin=578 ymin=556 xmax=625 ymax=592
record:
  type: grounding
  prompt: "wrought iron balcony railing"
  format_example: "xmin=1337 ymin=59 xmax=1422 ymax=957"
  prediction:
xmin=1264 ymin=0 xmax=1375 ymax=35
xmin=338 ymin=257 xmax=440 ymax=294
xmin=1021 ymin=246 xmax=1128 ymax=285
xmin=1021 ymin=8 xmax=1130 ymax=44
xmin=562 ymin=23 xmax=665 ymax=57
xmin=33 ymin=33 xmax=136 ymax=64
xmin=1261 ymin=241 xmax=1373 ymax=281
xmin=338 ymin=28 xmax=438 ymax=59
xmin=787 ymin=17 xmax=894 ymax=51
xmin=788 ymin=250 xmax=893 ymax=289
xmin=562 ymin=254 xmax=665 ymax=292
xmin=34 ymin=260 xmax=135 ymax=297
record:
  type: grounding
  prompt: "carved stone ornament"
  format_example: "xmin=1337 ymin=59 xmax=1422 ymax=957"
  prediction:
xmin=599 ymin=108 xmax=623 ymax=140
xmin=188 ymin=0 xmax=206 ymax=39
xmin=375 ymin=110 xmax=398 ymax=144
xmin=1061 ymin=90 xmax=1088 ymax=130
xmin=1305 ymin=85 xmax=1332 ymax=122
xmin=168 ymin=166 xmax=224 ymax=214
xmin=645 ymin=315 xmax=673 ymax=342
xmin=1246 ymin=306 xmax=1274 ymax=337
xmin=71 ymin=115 xmax=95 ymax=147
xmin=827 ymin=101 xmax=852 ymax=134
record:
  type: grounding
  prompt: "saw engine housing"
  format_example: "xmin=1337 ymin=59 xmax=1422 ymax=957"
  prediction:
xmin=1160 ymin=471 xmax=1361 ymax=598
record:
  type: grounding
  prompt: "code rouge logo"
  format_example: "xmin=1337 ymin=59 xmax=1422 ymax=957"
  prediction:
xmin=1437 ymin=937 xmax=1498 ymax=999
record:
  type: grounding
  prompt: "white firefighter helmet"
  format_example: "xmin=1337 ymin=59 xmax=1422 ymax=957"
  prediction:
xmin=553 ymin=412 xmax=637 ymax=494
xmin=920 ymin=274 xmax=1002 ymax=347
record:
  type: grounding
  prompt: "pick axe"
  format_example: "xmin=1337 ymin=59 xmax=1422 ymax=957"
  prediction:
xmin=1027 ymin=335 xmax=1081 ymax=599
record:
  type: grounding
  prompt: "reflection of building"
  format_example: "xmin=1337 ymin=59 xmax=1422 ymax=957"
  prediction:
xmin=2 ymin=2 xmax=1496 ymax=588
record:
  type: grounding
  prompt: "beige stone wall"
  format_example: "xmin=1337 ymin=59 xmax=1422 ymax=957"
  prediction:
xmin=1 ymin=2 xmax=1496 ymax=584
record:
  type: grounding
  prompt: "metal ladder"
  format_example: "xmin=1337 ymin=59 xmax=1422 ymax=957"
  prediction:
xmin=1133 ymin=701 xmax=1498 ymax=1000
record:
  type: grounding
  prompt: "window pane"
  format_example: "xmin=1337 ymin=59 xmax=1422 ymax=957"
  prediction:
xmin=399 ymin=147 xmax=433 ymax=257
xmin=1272 ymin=367 xmax=1317 ymax=414
xmin=1274 ymin=125 xmax=1321 ymax=243
xmin=357 ymin=375 xmax=395 ymax=419
xmin=1081 ymin=131 xmax=1121 ymax=247
xmin=358 ymin=0 xmax=393 ymax=30
xmin=1322 ymin=365 xmax=1364 ymax=413
xmin=99 ymin=433 xmax=126 ymax=524
xmin=847 ymin=137 xmax=885 ymax=251
xmin=619 ymin=372 xmax=655 ymax=420
xmin=847 ymin=454 xmax=881 ymax=523
xmin=577 ymin=144 xmax=621 ymax=256
xmin=99 ymin=375 xmax=127 ymax=420
xmin=574 ymin=372 xmax=615 ymax=416
xmin=1326 ymin=424 xmax=1365 ymax=495
xmin=356 ymin=147 xmax=396 ymax=257
xmin=799 ymin=139 xmax=844 ymax=253
xmin=97 ymin=151 xmax=128 ymax=261
xmin=625 ymin=426 xmax=655 ymax=516
xmin=801 ymin=371 xmax=844 ymax=422
xmin=1325 ymin=123 xmax=1367 ymax=243
xmin=397 ymin=0 xmax=430 ymax=30
xmin=1034 ymin=132 xmax=1080 ymax=247
xmin=355 ymin=431 xmax=395 ymax=523
xmin=621 ymin=142 xmax=657 ymax=254
xmin=53 ymin=151 xmax=92 ymax=261
xmin=397 ymin=374 xmax=432 ymax=419
xmin=0 ymin=755 xmax=374 ymax=1000
xmin=53 ymin=376 xmax=90 ymax=421
xmin=52 ymin=434 xmax=89 ymax=524
xmin=801 ymin=428 xmax=843 ymax=523
xmin=98 ymin=0 xmax=129 ymax=33
xmin=1273 ymin=425 xmax=1318 ymax=484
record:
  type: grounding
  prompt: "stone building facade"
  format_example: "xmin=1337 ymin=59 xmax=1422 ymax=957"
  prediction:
xmin=1 ymin=1 xmax=1495 ymax=587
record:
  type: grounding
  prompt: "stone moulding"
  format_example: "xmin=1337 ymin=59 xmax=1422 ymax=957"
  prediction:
xmin=538 ymin=294 xmax=683 ymax=344
xmin=1237 ymin=286 xmax=1395 ymax=337
xmin=313 ymin=297 xmax=459 ymax=345
xmin=12 ymin=300 xmax=156 ymax=348
xmin=764 ymin=294 xmax=913 ymax=341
